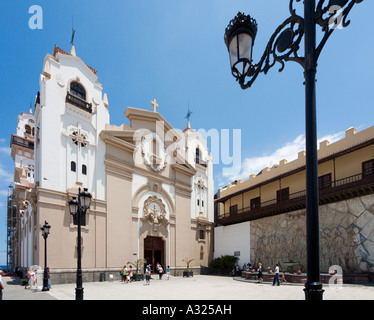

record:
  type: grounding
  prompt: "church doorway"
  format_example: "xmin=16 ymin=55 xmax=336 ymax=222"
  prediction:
xmin=144 ymin=236 xmax=165 ymax=274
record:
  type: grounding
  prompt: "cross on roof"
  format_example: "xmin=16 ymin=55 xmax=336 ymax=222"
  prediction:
xmin=151 ymin=99 xmax=159 ymax=112
xmin=185 ymin=107 xmax=193 ymax=122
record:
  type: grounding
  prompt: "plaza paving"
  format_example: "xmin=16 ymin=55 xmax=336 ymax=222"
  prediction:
xmin=2 ymin=274 xmax=374 ymax=301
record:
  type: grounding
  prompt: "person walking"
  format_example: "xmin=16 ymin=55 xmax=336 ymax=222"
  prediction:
xmin=272 ymin=263 xmax=280 ymax=286
xmin=166 ymin=265 xmax=170 ymax=280
xmin=257 ymin=263 xmax=263 ymax=283
xmin=47 ymin=267 xmax=52 ymax=289
xmin=0 ymin=268 xmax=4 ymax=300
xmin=120 ymin=265 xmax=125 ymax=282
xmin=145 ymin=265 xmax=151 ymax=285
xmin=128 ymin=266 xmax=133 ymax=283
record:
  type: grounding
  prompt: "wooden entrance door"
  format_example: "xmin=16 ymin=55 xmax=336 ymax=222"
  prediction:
xmin=144 ymin=236 xmax=165 ymax=273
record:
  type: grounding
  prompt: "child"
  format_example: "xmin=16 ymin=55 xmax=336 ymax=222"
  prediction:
xmin=166 ymin=265 xmax=170 ymax=280
xmin=281 ymin=271 xmax=287 ymax=283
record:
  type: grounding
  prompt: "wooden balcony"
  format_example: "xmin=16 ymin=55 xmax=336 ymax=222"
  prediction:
xmin=66 ymin=92 xmax=92 ymax=113
xmin=11 ymin=135 xmax=34 ymax=150
xmin=216 ymin=173 xmax=374 ymax=226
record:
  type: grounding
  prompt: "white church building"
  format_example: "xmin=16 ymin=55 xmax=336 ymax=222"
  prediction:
xmin=10 ymin=44 xmax=215 ymax=283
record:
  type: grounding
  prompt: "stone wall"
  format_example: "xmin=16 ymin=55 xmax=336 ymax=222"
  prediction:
xmin=250 ymin=194 xmax=374 ymax=274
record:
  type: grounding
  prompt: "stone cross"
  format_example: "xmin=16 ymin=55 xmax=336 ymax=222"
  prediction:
xmin=151 ymin=99 xmax=159 ymax=112
xmin=149 ymin=204 xmax=159 ymax=216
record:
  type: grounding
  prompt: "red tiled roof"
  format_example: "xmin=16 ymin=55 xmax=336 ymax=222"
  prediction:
xmin=53 ymin=44 xmax=98 ymax=75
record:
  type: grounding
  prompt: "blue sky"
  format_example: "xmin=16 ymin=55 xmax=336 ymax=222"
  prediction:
xmin=0 ymin=0 xmax=372 ymax=265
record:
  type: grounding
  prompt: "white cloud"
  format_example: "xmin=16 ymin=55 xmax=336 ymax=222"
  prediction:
xmin=0 ymin=166 xmax=13 ymax=183
xmin=0 ymin=147 xmax=10 ymax=156
xmin=218 ymin=130 xmax=345 ymax=187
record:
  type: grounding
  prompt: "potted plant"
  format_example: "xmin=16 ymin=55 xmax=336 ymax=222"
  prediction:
xmin=182 ymin=258 xmax=194 ymax=277
xmin=127 ymin=258 xmax=146 ymax=281
xmin=21 ymin=278 xmax=29 ymax=286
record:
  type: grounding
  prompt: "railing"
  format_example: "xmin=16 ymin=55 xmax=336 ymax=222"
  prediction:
xmin=217 ymin=172 xmax=374 ymax=223
xmin=195 ymin=157 xmax=208 ymax=167
xmin=11 ymin=135 xmax=34 ymax=150
xmin=66 ymin=92 xmax=92 ymax=113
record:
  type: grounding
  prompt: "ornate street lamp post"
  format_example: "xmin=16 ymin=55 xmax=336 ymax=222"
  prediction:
xmin=68 ymin=188 xmax=92 ymax=300
xmin=41 ymin=221 xmax=51 ymax=292
xmin=224 ymin=0 xmax=363 ymax=300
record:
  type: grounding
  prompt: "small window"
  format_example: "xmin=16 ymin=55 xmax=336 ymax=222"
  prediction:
xmin=229 ymin=204 xmax=238 ymax=215
xmin=71 ymin=161 xmax=76 ymax=172
xmin=199 ymin=230 xmax=205 ymax=240
xmin=197 ymin=199 xmax=200 ymax=206
xmin=70 ymin=82 xmax=86 ymax=100
xmin=195 ymin=147 xmax=200 ymax=163
xmin=82 ymin=164 xmax=87 ymax=175
xmin=362 ymin=159 xmax=374 ymax=178
xmin=277 ymin=187 xmax=289 ymax=203
xmin=202 ymin=200 xmax=204 ymax=207
xmin=250 ymin=197 xmax=261 ymax=209
xmin=318 ymin=173 xmax=331 ymax=190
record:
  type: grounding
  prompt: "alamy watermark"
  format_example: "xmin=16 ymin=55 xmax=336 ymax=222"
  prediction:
xmin=328 ymin=265 xmax=343 ymax=289
xmin=28 ymin=5 xmax=43 ymax=30
xmin=132 ymin=121 xmax=241 ymax=175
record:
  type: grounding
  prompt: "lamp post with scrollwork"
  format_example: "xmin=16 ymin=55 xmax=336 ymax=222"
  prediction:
xmin=41 ymin=221 xmax=51 ymax=292
xmin=224 ymin=0 xmax=363 ymax=300
xmin=68 ymin=187 xmax=92 ymax=300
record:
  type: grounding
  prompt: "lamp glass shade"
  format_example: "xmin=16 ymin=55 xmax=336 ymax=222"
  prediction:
xmin=79 ymin=188 xmax=92 ymax=209
xmin=229 ymin=32 xmax=253 ymax=77
xmin=69 ymin=197 xmax=79 ymax=215
xmin=43 ymin=222 xmax=51 ymax=235
xmin=225 ymin=12 xmax=257 ymax=80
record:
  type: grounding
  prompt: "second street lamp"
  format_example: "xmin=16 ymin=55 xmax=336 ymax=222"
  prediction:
xmin=41 ymin=221 xmax=51 ymax=292
xmin=68 ymin=187 xmax=92 ymax=300
xmin=224 ymin=0 xmax=364 ymax=300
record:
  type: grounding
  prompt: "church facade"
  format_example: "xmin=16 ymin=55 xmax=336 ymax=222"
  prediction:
xmin=11 ymin=45 xmax=214 ymax=282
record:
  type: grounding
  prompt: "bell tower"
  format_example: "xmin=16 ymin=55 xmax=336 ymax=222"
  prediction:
xmin=34 ymin=44 xmax=110 ymax=201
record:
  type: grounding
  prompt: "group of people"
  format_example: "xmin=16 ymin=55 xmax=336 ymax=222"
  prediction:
xmin=239 ymin=262 xmax=287 ymax=286
xmin=24 ymin=267 xmax=52 ymax=290
xmin=146 ymin=263 xmax=170 ymax=284
xmin=155 ymin=263 xmax=170 ymax=280
xmin=120 ymin=263 xmax=171 ymax=285
xmin=120 ymin=265 xmax=135 ymax=283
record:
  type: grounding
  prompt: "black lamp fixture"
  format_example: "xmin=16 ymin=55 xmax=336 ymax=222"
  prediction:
xmin=224 ymin=0 xmax=363 ymax=300
xmin=224 ymin=12 xmax=257 ymax=81
xmin=41 ymin=220 xmax=51 ymax=292
xmin=68 ymin=187 xmax=92 ymax=300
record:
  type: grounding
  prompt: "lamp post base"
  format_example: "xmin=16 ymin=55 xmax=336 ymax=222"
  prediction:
xmin=304 ymin=282 xmax=324 ymax=300
xmin=75 ymin=287 xmax=84 ymax=300
xmin=42 ymin=268 xmax=49 ymax=291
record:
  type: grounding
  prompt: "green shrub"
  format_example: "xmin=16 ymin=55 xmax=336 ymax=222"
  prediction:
xmin=210 ymin=255 xmax=239 ymax=270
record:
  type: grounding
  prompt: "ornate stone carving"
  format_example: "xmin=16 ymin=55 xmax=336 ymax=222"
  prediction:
xmin=71 ymin=128 xmax=88 ymax=148
xmin=141 ymin=196 xmax=169 ymax=231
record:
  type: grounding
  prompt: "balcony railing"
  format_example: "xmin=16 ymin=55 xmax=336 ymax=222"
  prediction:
xmin=216 ymin=172 xmax=374 ymax=225
xmin=11 ymin=135 xmax=34 ymax=150
xmin=66 ymin=92 xmax=92 ymax=113
xmin=195 ymin=157 xmax=208 ymax=167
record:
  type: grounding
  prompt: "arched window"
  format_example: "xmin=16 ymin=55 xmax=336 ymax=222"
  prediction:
xmin=25 ymin=125 xmax=32 ymax=135
xmin=82 ymin=164 xmax=87 ymax=175
xmin=70 ymin=82 xmax=86 ymax=101
xmin=71 ymin=161 xmax=76 ymax=172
